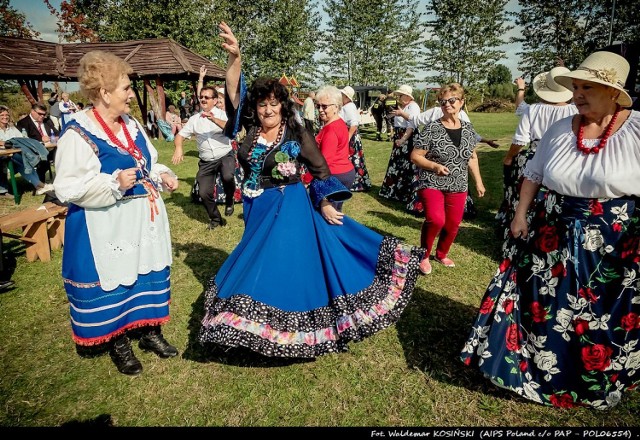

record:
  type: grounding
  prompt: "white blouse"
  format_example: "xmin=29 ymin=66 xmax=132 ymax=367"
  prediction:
xmin=513 ymin=103 xmax=577 ymax=146
xmin=394 ymin=101 xmax=421 ymax=129
xmin=54 ymin=110 xmax=175 ymax=291
xmin=339 ymin=102 xmax=360 ymax=128
xmin=524 ymin=110 xmax=640 ymax=198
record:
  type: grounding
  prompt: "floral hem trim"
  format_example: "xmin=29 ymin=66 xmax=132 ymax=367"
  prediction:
xmin=199 ymin=237 xmax=424 ymax=358
xmin=72 ymin=317 xmax=170 ymax=347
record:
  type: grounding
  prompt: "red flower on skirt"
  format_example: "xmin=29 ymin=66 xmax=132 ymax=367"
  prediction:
xmin=581 ymin=344 xmax=613 ymax=372
xmin=529 ymin=301 xmax=548 ymax=323
xmin=573 ymin=318 xmax=589 ymax=336
xmin=550 ymin=393 xmax=577 ymax=408
xmin=589 ymin=199 xmax=604 ymax=216
xmin=620 ymin=312 xmax=640 ymax=332
xmin=505 ymin=323 xmax=521 ymax=351
xmin=479 ymin=297 xmax=495 ymax=314
xmin=535 ymin=224 xmax=559 ymax=252
xmin=578 ymin=286 xmax=598 ymax=303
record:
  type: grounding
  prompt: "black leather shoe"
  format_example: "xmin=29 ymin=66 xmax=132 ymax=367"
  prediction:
xmin=139 ymin=331 xmax=178 ymax=358
xmin=109 ymin=335 xmax=143 ymax=375
xmin=207 ymin=218 xmax=227 ymax=230
xmin=224 ymin=205 xmax=234 ymax=216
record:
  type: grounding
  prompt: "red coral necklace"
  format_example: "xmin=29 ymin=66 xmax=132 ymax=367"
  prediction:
xmin=576 ymin=106 xmax=620 ymax=155
xmin=92 ymin=108 xmax=144 ymax=163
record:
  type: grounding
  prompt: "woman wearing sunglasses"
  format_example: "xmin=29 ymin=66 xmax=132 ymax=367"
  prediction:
xmin=410 ymin=83 xmax=485 ymax=275
xmin=314 ymin=85 xmax=354 ymax=211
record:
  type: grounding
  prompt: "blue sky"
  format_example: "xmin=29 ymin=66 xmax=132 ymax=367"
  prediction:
xmin=11 ymin=0 xmax=523 ymax=89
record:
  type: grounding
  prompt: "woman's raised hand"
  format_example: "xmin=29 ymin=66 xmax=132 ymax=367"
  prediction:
xmin=219 ymin=21 xmax=239 ymax=57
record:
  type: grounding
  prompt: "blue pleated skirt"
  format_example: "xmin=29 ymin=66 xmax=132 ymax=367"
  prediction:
xmin=199 ymin=182 xmax=423 ymax=358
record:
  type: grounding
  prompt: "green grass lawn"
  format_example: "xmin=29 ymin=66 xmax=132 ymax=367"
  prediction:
xmin=0 ymin=112 xmax=638 ymax=427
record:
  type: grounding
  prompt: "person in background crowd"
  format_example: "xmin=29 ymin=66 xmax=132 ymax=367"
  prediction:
xmin=53 ymin=50 xmax=179 ymax=376
xmin=59 ymin=92 xmax=79 ymax=129
xmin=315 ymin=85 xmax=354 ymax=211
xmin=198 ymin=22 xmax=424 ymax=359
xmin=379 ymin=85 xmax=420 ymax=205
xmin=383 ymin=93 xmax=397 ymax=139
xmin=0 ymin=104 xmax=53 ymax=195
xmin=461 ymin=51 xmax=640 ymax=409
xmin=339 ymin=86 xmax=371 ymax=192
xmin=172 ymin=86 xmax=236 ymax=228
xmin=410 ymin=83 xmax=485 ymax=275
xmin=165 ymin=104 xmax=183 ymax=135
xmin=370 ymin=93 xmax=386 ymax=141
xmin=302 ymin=90 xmax=316 ymax=134
xmin=48 ymin=89 xmax=62 ymax=130
xmin=16 ymin=102 xmax=59 ymax=188
xmin=495 ymin=69 xmax=577 ymax=236
xmin=147 ymin=108 xmax=159 ymax=140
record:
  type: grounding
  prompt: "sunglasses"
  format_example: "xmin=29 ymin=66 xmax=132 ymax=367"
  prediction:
xmin=36 ymin=111 xmax=47 ymax=116
xmin=438 ymin=97 xmax=461 ymax=106
xmin=199 ymin=96 xmax=215 ymax=100
xmin=315 ymin=103 xmax=335 ymax=111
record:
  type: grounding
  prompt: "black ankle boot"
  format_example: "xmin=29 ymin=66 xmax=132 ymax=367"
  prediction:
xmin=139 ymin=327 xmax=178 ymax=358
xmin=109 ymin=335 xmax=143 ymax=376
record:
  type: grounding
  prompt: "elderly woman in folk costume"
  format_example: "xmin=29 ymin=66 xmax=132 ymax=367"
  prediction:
xmin=495 ymin=67 xmax=577 ymax=237
xmin=461 ymin=51 xmax=640 ymax=409
xmin=53 ymin=51 xmax=179 ymax=376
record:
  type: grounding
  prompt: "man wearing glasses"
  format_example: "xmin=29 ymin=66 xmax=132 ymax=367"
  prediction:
xmin=16 ymin=102 xmax=59 ymax=188
xmin=16 ymin=103 xmax=58 ymax=144
xmin=172 ymin=87 xmax=235 ymax=229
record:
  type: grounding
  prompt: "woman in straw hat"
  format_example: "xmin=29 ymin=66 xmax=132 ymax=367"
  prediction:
xmin=338 ymin=85 xmax=371 ymax=192
xmin=379 ymin=84 xmax=421 ymax=205
xmin=495 ymin=67 xmax=577 ymax=237
xmin=461 ymin=51 xmax=640 ymax=409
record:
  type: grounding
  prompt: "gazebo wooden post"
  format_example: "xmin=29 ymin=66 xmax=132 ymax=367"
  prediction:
xmin=132 ymin=80 xmax=146 ymax=125
xmin=156 ymin=77 xmax=166 ymax=118
xmin=18 ymin=79 xmax=37 ymax=105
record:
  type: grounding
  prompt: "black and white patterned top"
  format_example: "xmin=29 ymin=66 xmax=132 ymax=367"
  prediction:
xmin=413 ymin=119 xmax=478 ymax=193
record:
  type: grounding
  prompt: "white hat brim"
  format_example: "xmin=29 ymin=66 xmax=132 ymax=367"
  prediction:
xmin=555 ymin=72 xmax=632 ymax=107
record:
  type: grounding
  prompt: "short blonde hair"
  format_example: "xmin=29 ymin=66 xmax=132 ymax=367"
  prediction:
xmin=78 ymin=50 xmax=133 ymax=103
xmin=438 ymin=83 xmax=465 ymax=100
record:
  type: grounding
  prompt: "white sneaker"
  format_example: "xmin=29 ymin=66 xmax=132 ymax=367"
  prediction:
xmin=35 ymin=183 xmax=55 ymax=195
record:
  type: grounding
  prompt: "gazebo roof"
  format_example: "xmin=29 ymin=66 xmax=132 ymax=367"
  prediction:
xmin=0 ymin=36 xmax=225 ymax=82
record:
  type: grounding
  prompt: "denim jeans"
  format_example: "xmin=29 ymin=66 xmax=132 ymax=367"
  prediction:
xmin=10 ymin=153 xmax=43 ymax=188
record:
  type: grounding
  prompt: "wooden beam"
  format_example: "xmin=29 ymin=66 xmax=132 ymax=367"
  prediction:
xmin=167 ymin=41 xmax=193 ymax=72
xmin=55 ymin=44 xmax=65 ymax=76
xmin=123 ymin=45 xmax=142 ymax=63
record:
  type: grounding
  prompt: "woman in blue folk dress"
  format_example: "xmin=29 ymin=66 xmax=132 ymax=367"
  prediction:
xmin=461 ymin=52 xmax=640 ymax=409
xmin=198 ymin=23 xmax=424 ymax=358
xmin=54 ymin=51 xmax=179 ymax=376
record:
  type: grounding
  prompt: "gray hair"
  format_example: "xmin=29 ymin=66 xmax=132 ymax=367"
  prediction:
xmin=315 ymin=85 xmax=343 ymax=111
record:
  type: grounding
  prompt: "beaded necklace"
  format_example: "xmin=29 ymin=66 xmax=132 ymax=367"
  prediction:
xmin=92 ymin=108 xmax=159 ymax=220
xmin=243 ymin=122 xmax=286 ymax=198
xmin=576 ymin=106 xmax=620 ymax=155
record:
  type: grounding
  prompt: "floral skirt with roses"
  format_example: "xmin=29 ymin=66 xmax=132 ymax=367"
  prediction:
xmin=348 ymin=132 xmax=372 ymax=192
xmin=461 ymin=189 xmax=640 ymax=409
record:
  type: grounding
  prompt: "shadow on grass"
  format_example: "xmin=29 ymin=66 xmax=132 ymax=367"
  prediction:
xmin=396 ymin=286 xmax=516 ymax=401
xmin=61 ymin=413 xmax=114 ymax=427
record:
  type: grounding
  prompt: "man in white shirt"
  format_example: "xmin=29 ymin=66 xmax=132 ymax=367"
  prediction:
xmin=172 ymin=87 xmax=235 ymax=229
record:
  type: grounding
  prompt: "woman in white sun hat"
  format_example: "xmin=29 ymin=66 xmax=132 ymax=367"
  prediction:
xmin=495 ymin=66 xmax=578 ymax=236
xmin=338 ymin=85 xmax=371 ymax=192
xmin=379 ymin=84 xmax=421 ymax=205
xmin=462 ymin=51 xmax=640 ymax=409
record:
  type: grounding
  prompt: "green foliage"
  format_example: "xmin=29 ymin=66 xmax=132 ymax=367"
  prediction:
xmin=488 ymin=83 xmax=515 ymax=100
xmin=512 ymin=0 xmax=640 ymax=79
xmin=320 ymin=0 xmax=426 ymax=87
xmin=487 ymin=65 xmax=512 ymax=86
xmin=423 ymin=0 xmax=512 ymax=91
xmin=0 ymin=0 xmax=40 ymax=38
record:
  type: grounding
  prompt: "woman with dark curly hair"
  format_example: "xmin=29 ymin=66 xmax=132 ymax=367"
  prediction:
xmin=198 ymin=23 xmax=424 ymax=359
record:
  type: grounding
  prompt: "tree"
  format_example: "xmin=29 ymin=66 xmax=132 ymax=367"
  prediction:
xmin=43 ymin=0 xmax=98 ymax=43
xmin=487 ymin=64 xmax=512 ymax=86
xmin=0 ymin=0 xmax=40 ymax=38
xmin=512 ymin=0 xmax=640 ymax=79
xmin=216 ymin=0 xmax=321 ymax=83
xmin=321 ymin=0 xmax=426 ymax=87
xmin=423 ymin=0 xmax=511 ymax=93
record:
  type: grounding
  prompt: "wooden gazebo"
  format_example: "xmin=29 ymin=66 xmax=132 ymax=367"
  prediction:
xmin=0 ymin=36 xmax=225 ymax=123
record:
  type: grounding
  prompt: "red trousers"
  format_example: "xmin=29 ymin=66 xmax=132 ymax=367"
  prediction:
xmin=418 ymin=188 xmax=467 ymax=260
